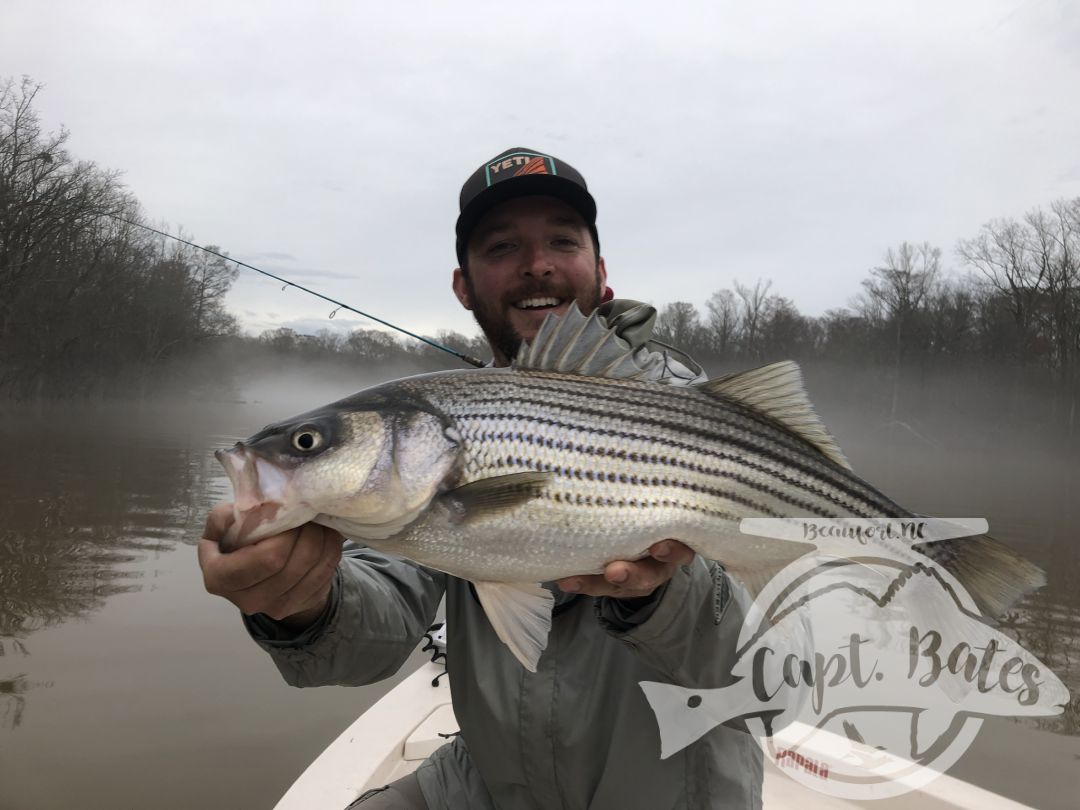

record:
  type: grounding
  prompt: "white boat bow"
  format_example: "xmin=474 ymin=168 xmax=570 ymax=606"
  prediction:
xmin=275 ymin=625 xmax=1036 ymax=810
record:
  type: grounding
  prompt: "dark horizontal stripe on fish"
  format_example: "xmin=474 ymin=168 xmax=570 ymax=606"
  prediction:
xmin=521 ymin=457 xmax=819 ymax=519
xmin=440 ymin=376 xmax=808 ymax=454
xmin=471 ymin=429 xmax=862 ymax=518
xmin=541 ymin=488 xmax=751 ymax=520
xmin=421 ymin=372 xmax=898 ymax=512
xmin=433 ymin=372 xmax=840 ymax=473
xmin=453 ymin=406 xmax=899 ymax=515
xmin=455 ymin=394 xmax=805 ymax=464
xmin=459 ymin=409 xmax=894 ymax=516
xmin=444 ymin=375 xmax=882 ymax=506
xmin=454 ymin=387 xmax=835 ymax=467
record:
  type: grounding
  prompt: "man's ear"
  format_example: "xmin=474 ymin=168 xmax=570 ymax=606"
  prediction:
xmin=452 ymin=268 xmax=473 ymax=310
xmin=597 ymin=256 xmax=608 ymax=294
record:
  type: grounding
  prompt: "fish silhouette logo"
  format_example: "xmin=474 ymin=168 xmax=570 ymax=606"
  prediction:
xmin=639 ymin=518 xmax=1070 ymax=800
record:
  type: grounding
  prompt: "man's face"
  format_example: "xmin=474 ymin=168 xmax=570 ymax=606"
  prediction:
xmin=452 ymin=195 xmax=607 ymax=366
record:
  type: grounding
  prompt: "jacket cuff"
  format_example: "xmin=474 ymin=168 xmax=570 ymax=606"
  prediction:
xmin=594 ymin=582 xmax=671 ymax=633
xmin=604 ymin=557 xmax=731 ymax=645
xmin=243 ymin=568 xmax=342 ymax=648
xmin=610 ymin=561 xmax=695 ymax=643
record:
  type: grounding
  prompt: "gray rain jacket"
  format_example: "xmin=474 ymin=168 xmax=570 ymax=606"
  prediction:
xmin=245 ymin=301 xmax=764 ymax=809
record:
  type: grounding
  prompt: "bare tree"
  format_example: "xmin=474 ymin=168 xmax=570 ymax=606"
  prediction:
xmin=185 ymin=244 xmax=240 ymax=337
xmin=704 ymin=289 xmax=740 ymax=359
xmin=957 ymin=219 xmax=1044 ymax=363
xmin=857 ymin=241 xmax=941 ymax=363
xmin=734 ymin=279 xmax=772 ymax=360
xmin=310 ymin=329 xmax=347 ymax=354
xmin=1027 ymin=200 xmax=1080 ymax=379
xmin=653 ymin=301 xmax=705 ymax=355
xmin=346 ymin=328 xmax=402 ymax=362
xmin=0 ymin=76 xmax=242 ymax=398
xmin=925 ymin=280 xmax=977 ymax=361
xmin=957 ymin=200 xmax=1080 ymax=378
xmin=758 ymin=295 xmax=812 ymax=360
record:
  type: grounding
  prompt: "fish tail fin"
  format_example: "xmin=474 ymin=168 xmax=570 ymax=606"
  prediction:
xmin=923 ymin=533 xmax=1045 ymax=618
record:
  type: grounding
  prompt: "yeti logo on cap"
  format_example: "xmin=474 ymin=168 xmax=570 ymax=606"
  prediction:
xmin=485 ymin=152 xmax=557 ymax=187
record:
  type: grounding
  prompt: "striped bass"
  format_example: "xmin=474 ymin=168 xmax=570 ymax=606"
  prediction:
xmin=216 ymin=306 xmax=1043 ymax=671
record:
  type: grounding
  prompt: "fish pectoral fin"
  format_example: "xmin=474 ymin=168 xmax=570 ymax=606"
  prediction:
xmin=472 ymin=581 xmax=554 ymax=672
xmin=441 ymin=472 xmax=551 ymax=524
xmin=695 ymin=361 xmax=851 ymax=471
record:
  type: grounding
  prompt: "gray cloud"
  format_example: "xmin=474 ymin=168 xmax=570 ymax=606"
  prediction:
xmin=244 ymin=251 xmax=298 ymax=262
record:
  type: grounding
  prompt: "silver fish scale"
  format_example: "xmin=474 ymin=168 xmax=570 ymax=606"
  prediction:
xmin=382 ymin=368 xmax=913 ymax=583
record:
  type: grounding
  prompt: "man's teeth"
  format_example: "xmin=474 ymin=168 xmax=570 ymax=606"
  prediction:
xmin=515 ymin=297 xmax=562 ymax=310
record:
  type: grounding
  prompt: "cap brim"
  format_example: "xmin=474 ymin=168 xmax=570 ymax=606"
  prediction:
xmin=455 ymin=174 xmax=597 ymax=244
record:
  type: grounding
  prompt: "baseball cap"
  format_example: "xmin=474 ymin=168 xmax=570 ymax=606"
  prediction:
xmin=455 ymin=147 xmax=598 ymax=265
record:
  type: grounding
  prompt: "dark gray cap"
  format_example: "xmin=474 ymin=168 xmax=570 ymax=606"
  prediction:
xmin=455 ymin=147 xmax=598 ymax=265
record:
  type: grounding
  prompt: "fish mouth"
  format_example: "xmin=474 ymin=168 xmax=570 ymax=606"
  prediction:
xmin=214 ymin=444 xmax=296 ymax=551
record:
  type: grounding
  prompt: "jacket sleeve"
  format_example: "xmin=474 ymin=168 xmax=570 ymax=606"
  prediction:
xmin=243 ymin=544 xmax=446 ymax=687
xmin=596 ymin=556 xmax=745 ymax=688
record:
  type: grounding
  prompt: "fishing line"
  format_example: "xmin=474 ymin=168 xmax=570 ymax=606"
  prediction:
xmin=105 ymin=214 xmax=485 ymax=367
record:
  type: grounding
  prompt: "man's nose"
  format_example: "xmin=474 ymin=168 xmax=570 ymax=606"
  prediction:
xmin=521 ymin=242 xmax=553 ymax=277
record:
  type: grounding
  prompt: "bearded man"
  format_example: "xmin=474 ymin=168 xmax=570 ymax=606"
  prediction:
xmin=199 ymin=147 xmax=762 ymax=809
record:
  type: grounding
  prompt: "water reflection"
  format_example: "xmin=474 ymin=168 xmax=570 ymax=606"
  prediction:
xmin=0 ymin=673 xmax=27 ymax=729
xmin=1003 ymin=582 xmax=1080 ymax=735
xmin=0 ymin=403 xmax=229 ymax=724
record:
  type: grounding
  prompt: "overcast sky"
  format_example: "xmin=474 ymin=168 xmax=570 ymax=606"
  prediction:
xmin=4 ymin=0 xmax=1078 ymax=344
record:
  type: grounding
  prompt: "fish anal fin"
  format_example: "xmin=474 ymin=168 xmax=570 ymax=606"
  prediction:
xmin=473 ymin=581 xmax=554 ymax=672
xmin=441 ymin=472 xmax=551 ymax=523
xmin=696 ymin=361 xmax=852 ymax=471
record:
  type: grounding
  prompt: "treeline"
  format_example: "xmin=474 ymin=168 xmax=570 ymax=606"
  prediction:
xmin=0 ymin=77 xmax=239 ymax=398
xmin=253 ymin=210 xmax=1080 ymax=388
xmin=250 ymin=325 xmax=489 ymax=374
xmin=650 ymin=211 xmax=1080 ymax=381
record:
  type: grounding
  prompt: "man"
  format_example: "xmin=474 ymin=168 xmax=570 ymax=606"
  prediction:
xmin=199 ymin=148 xmax=763 ymax=809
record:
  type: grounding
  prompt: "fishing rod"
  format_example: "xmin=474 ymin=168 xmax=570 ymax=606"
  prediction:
xmin=105 ymin=214 xmax=486 ymax=368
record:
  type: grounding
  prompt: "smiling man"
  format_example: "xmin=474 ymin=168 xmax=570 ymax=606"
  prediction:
xmin=199 ymin=147 xmax=762 ymax=809
xmin=451 ymin=151 xmax=607 ymax=367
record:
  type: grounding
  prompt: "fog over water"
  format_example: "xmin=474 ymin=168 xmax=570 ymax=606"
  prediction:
xmin=0 ymin=360 xmax=1077 ymax=809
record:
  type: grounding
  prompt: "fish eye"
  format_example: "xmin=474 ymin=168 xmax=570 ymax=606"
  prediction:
xmin=290 ymin=427 xmax=324 ymax=452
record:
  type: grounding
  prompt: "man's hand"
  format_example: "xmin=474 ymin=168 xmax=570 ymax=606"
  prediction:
xmin=198 ymin=503 xmax=344 ymax=630
xmin=555 ymin=540 xmax=695 ymax=599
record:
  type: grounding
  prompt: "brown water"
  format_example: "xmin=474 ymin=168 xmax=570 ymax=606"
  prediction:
xmin=0 ymin=369 xmax=1077 ymax=809
xmin=0 ymin=382 xmax=431 ymax=810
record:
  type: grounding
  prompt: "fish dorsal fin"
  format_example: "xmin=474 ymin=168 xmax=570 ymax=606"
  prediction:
xmin=513 ymin=303 xmax=669 ymax=382
xmin=697 ymin=361 xmax=852 ymax=470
